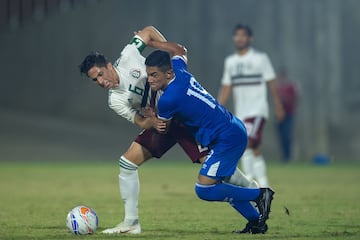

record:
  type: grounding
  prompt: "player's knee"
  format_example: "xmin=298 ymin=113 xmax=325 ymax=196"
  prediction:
xmin=195 ymin=183 xmax=216 ymax=201
xmin=195 ymin=184 xmax=209 ymax=201
xmin=247 ymin=138 xmax=261 ymax=150
xmin=123 ymin=142 xmax=151 ymax=166
xmin=247 ymin=139 xmax=255 ymax=149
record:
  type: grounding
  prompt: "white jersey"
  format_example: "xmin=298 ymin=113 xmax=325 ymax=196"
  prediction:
xmin=221 ymin=48 xmax=275 ymax=119
xmin=108 ymin=40 xmax=159 ymax=124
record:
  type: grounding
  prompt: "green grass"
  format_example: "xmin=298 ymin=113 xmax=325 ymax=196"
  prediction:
xmin=0 ymin=161 xmax=359 ymax=240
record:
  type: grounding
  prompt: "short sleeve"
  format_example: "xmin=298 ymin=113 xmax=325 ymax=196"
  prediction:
xmin=172 ymin=56 xmax=187 ymax=71
xmin=221 ymin=58 xmax=232 ymax=86
xmin=262 ymin=54 xmax=276 ymax=81
xmin=157 ymin=95 xmax=175 ymax=121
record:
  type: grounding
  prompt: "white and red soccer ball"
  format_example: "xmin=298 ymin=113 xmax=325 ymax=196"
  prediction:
xmin=66 ymin=206 xmax=98 ymax=235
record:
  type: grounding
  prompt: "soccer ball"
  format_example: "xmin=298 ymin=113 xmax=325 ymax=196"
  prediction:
xmin=66 ymin=206 xmax=98 ymax=235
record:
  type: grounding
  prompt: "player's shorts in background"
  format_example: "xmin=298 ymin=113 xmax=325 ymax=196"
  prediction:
xmin=243 ymin=117 xmax=266 ymax=148
xmin=135 ymin=121 xmax=208 ymax=162
xmin=200 ymin=117 xmax=248 ymax=179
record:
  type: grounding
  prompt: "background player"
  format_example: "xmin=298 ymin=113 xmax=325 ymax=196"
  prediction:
xmin=144 ymin=41 xmax=274 ymax=234
xmin=276 ymin=69 xmax=299 ymax=162
xmin=217 ymin=24 xmax=285 ymax=187
xmin=79 ymin=26 xmax=256 ymax=234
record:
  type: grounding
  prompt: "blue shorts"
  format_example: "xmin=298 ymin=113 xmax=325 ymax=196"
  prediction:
xmin=199 ymin=117 xmax=248 ymax=180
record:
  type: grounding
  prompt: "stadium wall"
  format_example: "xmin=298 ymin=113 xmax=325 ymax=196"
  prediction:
xmin=0 ymin=0 xmax=359 ymax=162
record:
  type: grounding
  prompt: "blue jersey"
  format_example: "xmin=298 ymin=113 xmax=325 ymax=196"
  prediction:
xmin=157 ymin=56 xmax=239 ymax=147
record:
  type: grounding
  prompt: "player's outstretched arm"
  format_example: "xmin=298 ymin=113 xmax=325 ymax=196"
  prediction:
xmin=136 ymin=26 xmax=167 ymax=45
xmin=148 ymin=41 xmax=187 ymax=62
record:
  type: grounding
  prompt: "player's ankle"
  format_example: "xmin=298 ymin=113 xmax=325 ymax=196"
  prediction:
xmin=124 ymin=219 xmax=139 ymax=226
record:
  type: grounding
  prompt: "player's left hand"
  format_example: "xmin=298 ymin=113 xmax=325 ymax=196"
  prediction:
xmin=154 ymin=119 xmax=169 ymax=134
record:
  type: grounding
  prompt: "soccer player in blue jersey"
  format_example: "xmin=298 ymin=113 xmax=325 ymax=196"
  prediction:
xmin=144 ymin=41 xmax=275 ymax=234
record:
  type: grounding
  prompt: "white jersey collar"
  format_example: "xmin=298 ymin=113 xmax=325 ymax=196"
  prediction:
xmin=236 ymin=47 xmax=253 ymax=58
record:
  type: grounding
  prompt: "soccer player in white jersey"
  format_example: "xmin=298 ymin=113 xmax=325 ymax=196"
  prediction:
xmin=218 ymin=24 xmax=285 ymax=187
xmin=79 ymin=26 xmax=256 ymax=234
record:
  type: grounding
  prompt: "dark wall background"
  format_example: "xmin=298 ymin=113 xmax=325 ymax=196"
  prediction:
xmin=1 ymin=0 xmax=359 ymax=162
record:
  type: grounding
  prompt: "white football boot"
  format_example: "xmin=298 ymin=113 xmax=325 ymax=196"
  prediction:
xmin=102 ymin=220 xmax=141 ymax=234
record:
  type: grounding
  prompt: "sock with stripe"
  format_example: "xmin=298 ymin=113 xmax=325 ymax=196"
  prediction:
xmin=119 ymin=156 xmax=139 ymax=225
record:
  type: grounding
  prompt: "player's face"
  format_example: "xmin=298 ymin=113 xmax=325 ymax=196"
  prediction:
xmin=146 ymin=66 xmax=172 ymax=91
xmin=233 ymin=29 xmax=252 ymax=51
xmin=87 ymin=63 xmax=119 ymax=90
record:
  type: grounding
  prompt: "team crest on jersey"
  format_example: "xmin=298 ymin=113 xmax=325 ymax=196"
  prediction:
xmin=130 ymin=69 xmax=141 ymax=79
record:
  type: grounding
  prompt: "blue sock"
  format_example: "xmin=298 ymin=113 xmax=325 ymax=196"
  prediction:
xmin=230 ymin=201 xmax=259 ymax=221
xmin=195 ymin=183 xmax=260 ymax=221
xmin=195 ymin=182 xmax=260 ymax=202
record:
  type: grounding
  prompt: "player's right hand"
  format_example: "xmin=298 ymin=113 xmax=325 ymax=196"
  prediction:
xmin=154 ymin=119 xmax=169 ymax=134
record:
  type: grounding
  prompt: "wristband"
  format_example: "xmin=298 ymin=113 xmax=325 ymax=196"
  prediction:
xmin=129 ymin=36 xmax=146 ymax=53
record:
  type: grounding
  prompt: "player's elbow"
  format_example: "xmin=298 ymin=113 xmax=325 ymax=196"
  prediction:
xmin=142 ymin=25 xmax=157 ymax=34
xmin=144 ymin=25 xmax=155 ymax=30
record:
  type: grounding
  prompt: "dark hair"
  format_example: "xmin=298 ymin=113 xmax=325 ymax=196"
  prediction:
xmin=79 ymin=52 xmax=109 ymax=75
xmin=145 ymin=50 xmax=172 ymax=72
xmin=233 ymin=24 xmax=253 ymax=37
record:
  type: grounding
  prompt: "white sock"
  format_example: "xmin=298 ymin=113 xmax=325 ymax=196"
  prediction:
xmin=119 ymin=156 xmax=140 ymax=225
xmin=227 ymin=167 xmax=259 ymax=188
xmin=240 ymin=149 xmax=255 ymax=181
xmin=253 ymin=154 xmax=269 ymax=187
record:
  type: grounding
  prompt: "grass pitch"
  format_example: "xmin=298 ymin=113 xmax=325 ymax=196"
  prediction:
xmin=0 ymin=160 xmax=359 ymax=240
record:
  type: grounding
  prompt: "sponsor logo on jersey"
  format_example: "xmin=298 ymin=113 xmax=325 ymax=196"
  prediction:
xmin=130 ymin=69 xmax=141 ymax=79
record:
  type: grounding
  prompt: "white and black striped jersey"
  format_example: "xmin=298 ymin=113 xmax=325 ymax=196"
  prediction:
xmin=221 ymin=48 xmax=275 ymax=119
